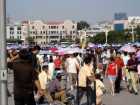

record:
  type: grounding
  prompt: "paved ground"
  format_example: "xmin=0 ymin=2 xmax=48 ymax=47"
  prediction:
xmin=8 ymin=72 xmax=140 ymax=105
xmin=103 ymin=79 xmax=140 ymax=105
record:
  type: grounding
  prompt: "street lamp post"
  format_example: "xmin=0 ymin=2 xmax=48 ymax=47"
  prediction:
xmin=105 ymin=29 xmax=108 ymax=44
xmin=0 ymin=0 xmax=8 ymax=105
xmin=131 ymin=25 xmax=135 ymax=43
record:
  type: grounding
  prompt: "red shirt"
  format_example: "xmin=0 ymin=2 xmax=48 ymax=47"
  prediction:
xmin=107 ymin=62 xmax=117 ymax=76
xmin=115 ymin=57 xmax=124 ymax=69
xmin=54 ymin=58 xmax=61 ymax=69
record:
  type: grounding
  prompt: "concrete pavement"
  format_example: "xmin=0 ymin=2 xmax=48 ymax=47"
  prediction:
xmin=8 ymin=72 xmax=140 ymax=105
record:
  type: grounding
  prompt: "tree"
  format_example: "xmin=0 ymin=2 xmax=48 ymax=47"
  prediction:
xmin=88 ymin=32 xmax=105 ymax=44
xmin=88 ymin=30 xmax=131 ymax=44
xmin=135 ymin=26 xmax=140 ymax=41
xmin=77 ymin=21 xmax=90 ymax=30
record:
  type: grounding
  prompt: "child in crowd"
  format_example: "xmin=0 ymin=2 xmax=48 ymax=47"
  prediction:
xmin=96 ymin=74 xmax=105 ymax=105
xmin=96 ymin=63 xmax=104 ymax=81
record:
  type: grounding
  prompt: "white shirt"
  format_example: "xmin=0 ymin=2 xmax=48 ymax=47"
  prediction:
xmin=39 ymin=71 xmax=50 ymax=89
xmin=48 ymin=62 xmax=55 ymax=79
xmin=122 ymin=55 xmax=130 ymax=66
xmin=66 ymin=57 xmax=79 ymax=73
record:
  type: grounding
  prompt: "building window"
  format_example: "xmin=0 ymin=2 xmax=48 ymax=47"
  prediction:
xmin=17 ymin=31 xmax=21 ymax=34
xmin=43 ymin=31 xmax=46 ymax=34
xmin=17 ymin=36 xmax=19 ymax=39
xmin=10 ymin=31 xmax=14 ymax=34
xmin=17 ymin=27 xmax=21 ymax=30
xmin=72 ymin=25 xmax=75 ymax=29
xmin=10 ymin=27 xmax=14 ymax=30
xmin=42 ymin=26 xmax=45 ymax=29
xmin=32 ymin=26 xmax=35 ymax=29
xmin=62 ymin=26 xmax=64 ymax=29
xmin=70 ymin=31 xmax=72 ymax=34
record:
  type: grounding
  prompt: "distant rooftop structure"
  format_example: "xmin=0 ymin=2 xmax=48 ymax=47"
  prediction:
xmin=114 ymin=12 xmax=128 ymax=20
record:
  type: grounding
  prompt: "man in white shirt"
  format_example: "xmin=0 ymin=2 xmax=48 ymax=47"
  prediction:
xmin=65 ymin=54 xmax=80 ymax=91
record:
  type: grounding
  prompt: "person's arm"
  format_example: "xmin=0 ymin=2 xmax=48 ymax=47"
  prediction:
xmin=75 ymin=59 xmax=80 ymax=73
xmin=105 ymin=64 xmax=108 ymax=78
xmin=116 ymin=64 xmax=118 ymax=76
xmin=88 ymin=75 xmax=95 ymax=82
xmin=10 ymin=54 xmax=19 ymax=62
xmin=33 ymin=70 xmax=44 ymax=96
xmin=34 ymin=80 xmax=44 ymax=95
xmin=87 ymin=67 xmax=95 ymax=82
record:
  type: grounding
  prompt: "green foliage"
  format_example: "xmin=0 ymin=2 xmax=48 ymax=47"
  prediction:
xmin=135 ymin=26 xmax=140 ymax=41
xmin=77 ymin=21 xmax=90 ymax=30
xmin=88 ymin=30 xmax=131 ymax=44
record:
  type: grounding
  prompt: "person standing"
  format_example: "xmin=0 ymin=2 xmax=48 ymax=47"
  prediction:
xmin=65 ymin=54 xmax=80 ymax=91
xmin=77 ymin=55 xmax=95 ymax=105
xmin=48 ymin=56 xmax=55 ymax=80
xmin=8 ymin=49 xmax=43 ymax=105
xmin=106 ymin=57 xmax=117 ymax=96
xmin=29 ymin=45 xmax=41 ymax=72
xmin=127 ymin=54 xmax=138 ymax=95
xmin=115 ymin=52 xmax=124 ymax=93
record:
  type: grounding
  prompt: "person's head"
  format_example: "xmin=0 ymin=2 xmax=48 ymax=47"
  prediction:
xmin=109 ymin=56 xmax=114 ymax=63
xmin=32 ymin=45 xmax=41 ymax=54
xmin=124 ymin=52 xmax=127 ymax=56
xmin=19 ymin=49 xmax=30 ymax=60
xmin=42 ymin=65 xmax=49 ymax=73
xmin=116 ymin=52 xmax=121 ymax=57
xmin=84 ymin=55 xmax=92 ymax=65
xmin=56 ymin=55 xmax=60 ymax=59
xmin=49 ymin=56 xmax=53 ymax=62
xmin=130 ymin=53 xmax=135 ymax=60
xmin=56 ymin=73 xmax=62 ymax=81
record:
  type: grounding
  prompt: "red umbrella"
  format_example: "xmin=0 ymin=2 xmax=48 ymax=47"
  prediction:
xmin=49 ymin=47 xmax=58 ymax=53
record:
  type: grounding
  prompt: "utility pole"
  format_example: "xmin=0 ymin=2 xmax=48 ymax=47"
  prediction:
xmin=0 ymin=0 xmax=8 ymax=105
xmin=132 ymin=25 xmax=135 ymax=43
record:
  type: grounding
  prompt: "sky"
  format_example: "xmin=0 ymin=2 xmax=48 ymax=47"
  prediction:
xmin=7 ymin=0 xmax=140 ymax=24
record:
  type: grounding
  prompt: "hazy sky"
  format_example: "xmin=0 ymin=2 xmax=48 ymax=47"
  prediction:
xmin=7 ymin=0 xmax=140 ymax=24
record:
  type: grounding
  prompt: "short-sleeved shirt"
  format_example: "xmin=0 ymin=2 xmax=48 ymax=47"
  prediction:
xmin=127 ymin=58 xmax=137 ymax=72
xmin=54 ymin=58 xmax=61 ymax=69
xmin=115 ymin=57 xmax=124 ymax=69
xmin=78 ymin=64 xmax=94 ymax=87
xmin=107 ymin=62 xmax=117 ymax=76
xmin=66 ymin=57 xmax=79 ymax=73
xmin=48 ymin=79 xmax=61 ymax=93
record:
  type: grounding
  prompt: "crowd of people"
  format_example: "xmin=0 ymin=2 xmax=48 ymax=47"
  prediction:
xmin=7 ymin=45 xmax=140 ymax=105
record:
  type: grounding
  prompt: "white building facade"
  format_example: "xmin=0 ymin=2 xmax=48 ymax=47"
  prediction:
xmin=6 ymin=20 xmax=77 ymax=45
